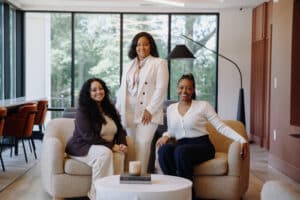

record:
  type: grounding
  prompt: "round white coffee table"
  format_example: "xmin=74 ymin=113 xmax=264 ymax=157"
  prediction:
xmin=95 ymin=174 xmax=192 ymax=200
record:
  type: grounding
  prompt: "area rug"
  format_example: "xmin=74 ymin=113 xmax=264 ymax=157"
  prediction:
xmin=0 ymin=141 xmax=40 ymax=192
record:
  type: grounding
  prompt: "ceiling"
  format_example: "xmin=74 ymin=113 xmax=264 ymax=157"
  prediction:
xmin=7 ymin=0 xmax=269 ymax=12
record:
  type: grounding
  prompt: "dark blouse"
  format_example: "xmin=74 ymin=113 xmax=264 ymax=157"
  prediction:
xmin=65 ymin=107 xmax=127 ymax=156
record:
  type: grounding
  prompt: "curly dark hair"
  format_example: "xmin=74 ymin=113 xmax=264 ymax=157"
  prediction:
xmin=178 ymin=73 xmax=196 ymax=100
xmin=78 ymin=78 xmax=122 ymax=126
xmin=128 ymin=32 xmax=159 ymax=59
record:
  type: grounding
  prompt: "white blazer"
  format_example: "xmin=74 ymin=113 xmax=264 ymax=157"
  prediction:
xmin=116 ymin=55 xmax=169 ymax=126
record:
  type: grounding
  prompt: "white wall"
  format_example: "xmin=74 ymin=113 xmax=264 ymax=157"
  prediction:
xmin=25 ymin=13 xmax=51 ymax=101
xmin=218 ymin=8 xmax=252 ymax=132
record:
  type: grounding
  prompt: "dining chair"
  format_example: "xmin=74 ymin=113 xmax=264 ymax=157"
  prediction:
xmin=32 ymin=99 xmax=48 ymax=139
xmin=3 ymin=104 xmax=38 ymax=163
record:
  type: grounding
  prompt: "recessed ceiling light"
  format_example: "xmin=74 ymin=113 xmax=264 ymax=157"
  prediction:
xmin=144 ymin=0 xmax=185 ymax=7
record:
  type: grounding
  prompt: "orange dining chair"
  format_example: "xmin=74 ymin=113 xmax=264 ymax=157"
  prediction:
xmin=0 ymin=107 xmax=7 ymax=171
xmin=3 ymin=104 xmax=37 ymax=163
xmin=32 ymin=99 xmax=48 ymax=139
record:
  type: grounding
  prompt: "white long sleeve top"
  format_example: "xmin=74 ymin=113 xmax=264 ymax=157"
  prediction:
xmin=162 ymin=100 xmax=246 ymax=143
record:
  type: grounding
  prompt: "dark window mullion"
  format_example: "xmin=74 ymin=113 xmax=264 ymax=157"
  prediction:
xmin=167 ymin=14 xmax=171 ymax=99
xmin=16 ymin=10 xmax=25 ymax=97
xmin=120 ymin=13 xmax=123 ymax=83
xmin=215 ymin=14 xmax=220 ymax=112
xmin=3 ymin=3 xmax=10 ymax=99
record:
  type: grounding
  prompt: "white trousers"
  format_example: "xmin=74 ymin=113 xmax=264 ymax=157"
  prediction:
xmin=126 ymin=123 xmax=158 ymax=174
xmin=70 ymin=145 xmax=114 ymax=200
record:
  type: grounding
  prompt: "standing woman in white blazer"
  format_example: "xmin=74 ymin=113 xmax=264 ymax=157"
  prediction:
xmin=116 ymin=32 xmax=169 ymax=174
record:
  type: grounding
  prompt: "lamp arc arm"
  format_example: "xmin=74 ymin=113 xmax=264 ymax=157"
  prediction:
xmin=182 ymin=35 xmax=243 ymax=89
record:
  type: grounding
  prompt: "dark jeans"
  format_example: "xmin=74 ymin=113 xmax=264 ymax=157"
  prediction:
xmin=158 ymin=135 xmax=215 ymax=180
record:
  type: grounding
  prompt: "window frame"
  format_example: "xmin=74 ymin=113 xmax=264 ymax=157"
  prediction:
xmin=24 ymin=11 xmax=220 ymax=111
xmin=1 ymin=2 xmax=25 ymax=100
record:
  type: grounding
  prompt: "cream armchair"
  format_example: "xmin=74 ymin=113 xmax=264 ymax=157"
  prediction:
xmin=156 ymin=120 xmax=249 ymax=200
xmin=41 ymin=118 xmax=133 ymax=200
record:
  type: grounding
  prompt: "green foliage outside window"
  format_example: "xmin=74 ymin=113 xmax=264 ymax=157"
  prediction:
xmin=170 ymin=15 xmax=217 ymax=107
xmin=49 ymin=13 xmax=218 ymax=111
xmin=50 ymin=13 xmax=72 ymax=117
xmin=74 ymin=14 xmax=120 ymax=105
xmin=123 ymin=14 xmax=169 ymax=64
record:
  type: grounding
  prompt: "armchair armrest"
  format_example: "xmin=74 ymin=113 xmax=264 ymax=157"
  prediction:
xmin=227 ymin=141 xmax=242 ymax=176
xmin=227 ymin=140 xmax=250 ymax=195
xmin=113 ymin=152 xmax=125 ymax=174
xmin=124 ymin=136 xmax=134 ymax=171
xmin=41 ymin=137 xmax=65 ymax=175
xmin=41 ymin=136 xmax=66 ymax=195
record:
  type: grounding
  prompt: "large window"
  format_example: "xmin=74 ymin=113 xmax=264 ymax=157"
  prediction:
xmin=25 ymin=13 xmax=71 ymax=118
xmin=0 ymin=3 xmax=21 ymax=100
xmin=9 ymin=8 xmax=16 ymax=98
xmin=50 ymin=14 xmax=72 ymax=109
xmin=25 ymin=12 xmax=218 ymax=111
xmin=74 ymin=14 xmax=120 ymax=104
xmin=123 ymin=14 xmax=169 ymax=64
xmin=170 ymin=15 xmax=218 ymax=106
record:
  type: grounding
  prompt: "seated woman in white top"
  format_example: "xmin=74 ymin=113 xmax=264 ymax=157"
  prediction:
xmin=156 ymin=73 xmax=248 ymax=183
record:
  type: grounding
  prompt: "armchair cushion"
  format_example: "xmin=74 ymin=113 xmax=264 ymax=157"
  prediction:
xmin=64 ymin=158 xmax=92 ymax=175
xmin=64 ymin=152 xmax=125 ymax=176
xmin=193 ymin=152 xmax=227 ymax=175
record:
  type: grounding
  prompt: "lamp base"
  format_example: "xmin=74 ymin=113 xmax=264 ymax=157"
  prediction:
xmin=237 ymin=88 xmax=245 ymax=126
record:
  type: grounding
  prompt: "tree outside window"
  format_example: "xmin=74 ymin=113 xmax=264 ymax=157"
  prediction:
xmin=50 ymin=13 xmax=72 ymax=115
xmin=170 ymin=15 xmax=217 ymax=107
xmin=74 ymin=14 xmax=120 ymax=104
xmin=48 ymin=13 xmax=218 ymax=115
xmin=123 ymin=14 xmax=169 ymax=65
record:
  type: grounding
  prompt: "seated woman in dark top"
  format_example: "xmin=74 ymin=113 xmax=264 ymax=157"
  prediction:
xmin=65 ymin=78 xmax=128 ymax=200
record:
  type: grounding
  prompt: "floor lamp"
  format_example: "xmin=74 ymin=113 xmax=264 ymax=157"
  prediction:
xmin=168 ymin=35 xmax=246 ymax=126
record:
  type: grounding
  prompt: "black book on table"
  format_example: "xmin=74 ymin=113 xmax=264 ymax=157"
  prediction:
xmin=120 ymin=173 xmax=151 ymax=183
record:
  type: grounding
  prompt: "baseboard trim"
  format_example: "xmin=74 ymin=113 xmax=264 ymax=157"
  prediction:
xmin=269 ymin=154 xmax=300 ymax=183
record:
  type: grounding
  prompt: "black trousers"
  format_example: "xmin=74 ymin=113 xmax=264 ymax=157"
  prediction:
xmin=157 ymin=135 xmax=215 ymax=181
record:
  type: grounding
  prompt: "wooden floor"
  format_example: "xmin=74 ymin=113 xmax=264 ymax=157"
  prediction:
xmin=0 ymin=144 xmax=299 ymax=200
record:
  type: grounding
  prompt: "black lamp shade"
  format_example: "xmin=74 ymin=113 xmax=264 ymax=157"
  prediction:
xmin=168 ymin=44 xmax=195 ymax=59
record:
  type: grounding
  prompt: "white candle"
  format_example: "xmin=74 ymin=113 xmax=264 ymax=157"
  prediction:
xmin=129 ymin=161 xmax=141 ymax=176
